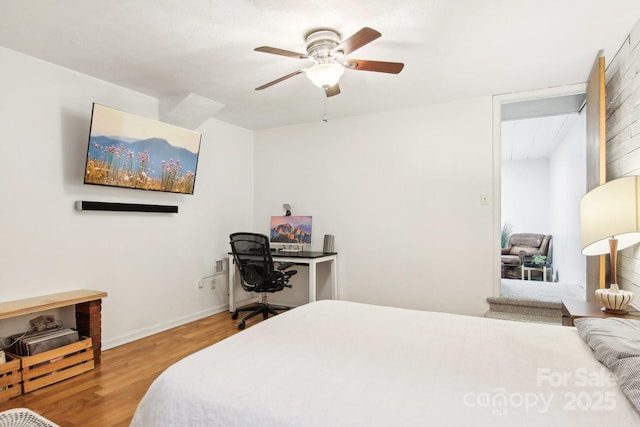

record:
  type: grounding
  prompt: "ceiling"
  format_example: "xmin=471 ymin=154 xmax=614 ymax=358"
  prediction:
xmin=1 ymin=1 xmax=639 ymax=130
xmin=501 ymin=113 xmax=581 ymax=161
xmin=501 ymin=93 xmax=586 ymax=160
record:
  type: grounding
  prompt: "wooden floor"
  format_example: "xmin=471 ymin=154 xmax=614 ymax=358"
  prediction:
xmin=0 ymin=310 xmax=244 ymax=426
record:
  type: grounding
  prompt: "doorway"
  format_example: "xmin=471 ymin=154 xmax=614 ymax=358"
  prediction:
xmin=493 ymin=85 xmax=588 ymax=302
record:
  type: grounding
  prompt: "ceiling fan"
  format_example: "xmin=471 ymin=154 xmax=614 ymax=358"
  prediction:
xmin=254 ymin=27 xmax=404 ymax=97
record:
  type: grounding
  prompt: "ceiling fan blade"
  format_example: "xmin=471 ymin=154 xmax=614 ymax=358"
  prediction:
xmin=325 ymin=84 xmax=341 ymax=97
xmin=255 ymin=46 xmax=308 ymax=59
xmin=345 ymin=59 xmax=404 ymax=74
xmin=255 ymin=70 xmax=304 ymax=91
xmin=332 ymin=27 xmax=381 ymax=56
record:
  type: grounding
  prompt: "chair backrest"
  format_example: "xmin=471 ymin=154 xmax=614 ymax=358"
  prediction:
xmin=507 ymin=233 xmax=552 ymax=256
xmin=229 ymin=232 xmax=275 ymax=292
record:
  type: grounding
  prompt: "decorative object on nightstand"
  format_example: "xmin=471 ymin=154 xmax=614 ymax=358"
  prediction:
xmin=580 ymin=176 xmax=640 ymax=314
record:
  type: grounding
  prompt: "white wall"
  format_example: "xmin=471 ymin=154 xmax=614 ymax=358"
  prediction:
xmin=549 ymin=112 xmax=587 ymax=285
xmin=501 ymin=158 xmax=551 ymax=234
xmin=0 ymin=47 xmax=496 ymax=345
xmin=0 ymin=47 xmax=254 ymax=348
xmin=254 ymin=97 xmax=494 ymax=316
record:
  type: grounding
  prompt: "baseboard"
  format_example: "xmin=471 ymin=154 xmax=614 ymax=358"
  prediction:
xmin=103 ymin=304 xmax=228 ymax=350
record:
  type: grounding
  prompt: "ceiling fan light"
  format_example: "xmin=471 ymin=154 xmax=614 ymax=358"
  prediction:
xmin=306 ymin=62 xmax=344 ymax=88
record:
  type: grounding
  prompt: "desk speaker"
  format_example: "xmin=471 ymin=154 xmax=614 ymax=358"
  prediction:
xmin=323 ymin=234 xmax=335 ymax=252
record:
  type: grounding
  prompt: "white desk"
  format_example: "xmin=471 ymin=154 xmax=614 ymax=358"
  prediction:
xmin=228 ymin=251 xmax=338 ymax=312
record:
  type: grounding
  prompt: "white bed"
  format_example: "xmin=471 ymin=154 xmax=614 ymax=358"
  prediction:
xmin=131 ymin=300 xmax=640 ymax=426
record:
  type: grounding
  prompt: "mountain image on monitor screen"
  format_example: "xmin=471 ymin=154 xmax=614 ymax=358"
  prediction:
xmin=270 ymin=216 xmax=312 ymax=244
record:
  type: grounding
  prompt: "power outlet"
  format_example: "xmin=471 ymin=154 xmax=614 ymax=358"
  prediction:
xmin=215 ymin=259 xmax=226 ymax=274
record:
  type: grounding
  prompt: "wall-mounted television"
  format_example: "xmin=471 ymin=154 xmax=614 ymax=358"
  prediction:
xmin=83 ymin=103 xmax=202 ymax=195
xmin=270 ymin=216 xmax=312 ymax=250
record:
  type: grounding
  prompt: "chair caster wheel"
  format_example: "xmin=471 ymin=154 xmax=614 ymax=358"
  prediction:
xmin=231 ymin=311 xmax=238 ymax=320
xmin=238 ymin=321 xmax=245 ymax=330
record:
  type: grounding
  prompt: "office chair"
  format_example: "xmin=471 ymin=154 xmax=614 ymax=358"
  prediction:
xmin=229 ymin=232 xmax=297 ymax=330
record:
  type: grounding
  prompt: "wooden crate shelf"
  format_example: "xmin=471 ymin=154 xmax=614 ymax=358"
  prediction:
xmin=13 ymin=337 xmax=94 ymax=393
xmin=0 ymin=290 xmax=107 ymax=364
xmin=0 ymin=355 xmax=22 ymax=401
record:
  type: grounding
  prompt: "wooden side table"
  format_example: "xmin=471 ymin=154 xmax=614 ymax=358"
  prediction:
xmin=561 ymin=299 xmax=640 ymax=326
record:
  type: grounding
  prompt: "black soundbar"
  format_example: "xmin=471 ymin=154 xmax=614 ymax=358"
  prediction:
xmin=75 ymin=201 xmax=178 ymax=213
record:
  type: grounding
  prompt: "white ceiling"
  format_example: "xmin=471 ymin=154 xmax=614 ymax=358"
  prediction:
xmin=501 ymin=113 xmax=580 ymax=161
xmin=501 ymin=93 xmax=586 ymax=160
xmin=1 ymin=1 xmax=639 ymax=130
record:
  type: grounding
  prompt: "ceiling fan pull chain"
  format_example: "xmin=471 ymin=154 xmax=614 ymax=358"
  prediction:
xmin=323 ymin=93 xmax=329 ymax=122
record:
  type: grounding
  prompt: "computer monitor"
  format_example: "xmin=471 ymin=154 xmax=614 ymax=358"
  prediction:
xmin=270 ymin=215 xmax=312 ymax=251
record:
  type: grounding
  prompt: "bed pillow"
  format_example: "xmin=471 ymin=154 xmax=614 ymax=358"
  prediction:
xmin=611 ymin=356 xmax=640 ymax=412
xmin=574 ymin=317 xmax=640 ymax=363
xmin=575 ymin=317 xmax=640 ymax=411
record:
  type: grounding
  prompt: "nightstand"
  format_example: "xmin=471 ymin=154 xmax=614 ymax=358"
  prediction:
xmin=561 ymin=299 xmax=640 ymax=326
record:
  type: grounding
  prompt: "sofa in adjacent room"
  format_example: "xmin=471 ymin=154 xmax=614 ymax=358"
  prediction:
xmin=501 ymin=233 xmax=552 ymax=279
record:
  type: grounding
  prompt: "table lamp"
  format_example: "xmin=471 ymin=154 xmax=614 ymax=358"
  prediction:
xmin=580 ymin=175 xmax=640 ymax=314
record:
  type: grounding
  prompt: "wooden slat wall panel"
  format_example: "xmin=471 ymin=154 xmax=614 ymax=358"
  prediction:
xmin=586 ymin=55 xmax=606 ymax=297
xmin=605 ymin=18 xmax=640 ymax=302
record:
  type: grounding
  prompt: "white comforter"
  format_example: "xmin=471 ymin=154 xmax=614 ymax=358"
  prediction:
xmin=130 ymin=300 xmax=640 ymax=426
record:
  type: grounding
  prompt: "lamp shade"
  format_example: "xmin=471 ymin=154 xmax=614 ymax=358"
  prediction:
xmin=306 ymin=62 xmax=344 ymax=88
xmin=580 ymin=175 xmax=640 ymax=256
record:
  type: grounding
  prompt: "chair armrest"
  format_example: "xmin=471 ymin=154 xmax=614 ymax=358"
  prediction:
xmin=518 ymin=250 xmax=527 ymax=263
